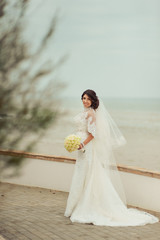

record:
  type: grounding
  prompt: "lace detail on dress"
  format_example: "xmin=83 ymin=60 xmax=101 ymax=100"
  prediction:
xmin=86 ymin=108 xmax=96 ymax=138
xmin=73 ymin=107 xmax=96 ymax=139
xmin=87 ymin=116 xmax=96 ymax=137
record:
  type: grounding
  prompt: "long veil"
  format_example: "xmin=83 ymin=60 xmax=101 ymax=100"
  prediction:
xmin=93 ymin=99 xmax=127 ymax=205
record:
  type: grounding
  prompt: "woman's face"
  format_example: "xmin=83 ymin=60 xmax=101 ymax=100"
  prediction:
xmin=82 ymin=94 xmax=92 ymax=108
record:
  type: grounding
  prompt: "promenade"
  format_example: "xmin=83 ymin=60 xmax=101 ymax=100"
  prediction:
xmin=0 ymin=182 xmax=159 ymax=240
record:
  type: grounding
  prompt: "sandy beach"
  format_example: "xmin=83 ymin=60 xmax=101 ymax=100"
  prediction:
xmin=28 ymin=106 xmax=160 ymax=172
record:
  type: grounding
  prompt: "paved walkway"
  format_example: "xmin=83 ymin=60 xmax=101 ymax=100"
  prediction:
xmin=0 ymin=182 xmax=160 ymax=240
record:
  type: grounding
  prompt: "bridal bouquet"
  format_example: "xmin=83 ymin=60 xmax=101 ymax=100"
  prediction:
xmin=64 ymin=134 xmax=85 ymax=153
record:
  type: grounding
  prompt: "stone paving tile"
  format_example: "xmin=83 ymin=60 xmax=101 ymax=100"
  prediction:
xmin=0 ymin=182 xmax=160 ymax=240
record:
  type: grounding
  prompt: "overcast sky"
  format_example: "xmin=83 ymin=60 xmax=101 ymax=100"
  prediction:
xmin=26 ymin=0 xmax=160 ymax=99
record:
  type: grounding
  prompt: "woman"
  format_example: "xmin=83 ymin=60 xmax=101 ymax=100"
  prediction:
xmin=64 ymin=89 xmax=159 ymax=226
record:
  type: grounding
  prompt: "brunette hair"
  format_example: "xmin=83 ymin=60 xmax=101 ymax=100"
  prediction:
xmin=81 ymin=89 xmax=99 ymax=110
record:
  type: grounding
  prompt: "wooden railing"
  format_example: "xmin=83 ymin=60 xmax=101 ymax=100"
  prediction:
xmin=0 ymin=149 xmax=160 ymax=179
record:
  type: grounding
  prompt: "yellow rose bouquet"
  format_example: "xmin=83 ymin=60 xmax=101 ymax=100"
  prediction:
xmin=64 ymin=134 xmax=85 ymax=153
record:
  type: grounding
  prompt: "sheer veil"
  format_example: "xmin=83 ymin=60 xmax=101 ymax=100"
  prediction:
xmin=93 ymin=98 xmax=127 ymax=205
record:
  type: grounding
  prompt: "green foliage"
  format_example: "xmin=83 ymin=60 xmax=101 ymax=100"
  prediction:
xmin=0 ymin=0 xmax=66 ymax=175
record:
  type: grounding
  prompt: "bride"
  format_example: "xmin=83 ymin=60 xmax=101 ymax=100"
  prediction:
xmin=64 ymin=89 xmax=159 ymax=226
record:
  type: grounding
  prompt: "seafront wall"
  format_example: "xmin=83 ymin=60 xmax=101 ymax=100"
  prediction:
xmin=0 ymin=149 xmax=160 ymax=212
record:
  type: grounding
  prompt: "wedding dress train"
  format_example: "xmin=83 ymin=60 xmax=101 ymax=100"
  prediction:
xmin=64 ymin=105 xmax=159 ymax=226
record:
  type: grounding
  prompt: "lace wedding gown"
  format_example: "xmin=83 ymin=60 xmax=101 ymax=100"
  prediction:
xmin=64 ymin=107 xmax=159 ymax=226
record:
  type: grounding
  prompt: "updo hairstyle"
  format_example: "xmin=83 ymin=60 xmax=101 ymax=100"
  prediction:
xmin=81 ymin=89 xmax=99 ymax=110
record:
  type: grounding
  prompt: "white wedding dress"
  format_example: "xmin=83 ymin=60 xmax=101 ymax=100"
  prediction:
xmin=64 ymin=106 xmax=159 ymax=226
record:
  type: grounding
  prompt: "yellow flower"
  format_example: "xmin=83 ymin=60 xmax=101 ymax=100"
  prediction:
xmin=64 ymin=134 xmax=81 ymax=152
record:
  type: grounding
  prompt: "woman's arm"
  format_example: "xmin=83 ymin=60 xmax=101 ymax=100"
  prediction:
xmin=78 ymin=133 xmax=94 ymax=150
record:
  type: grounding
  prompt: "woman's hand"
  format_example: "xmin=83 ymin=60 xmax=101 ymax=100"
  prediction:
xmin=78 ymin=134 xmax=94 ymax=150
xmin=78 ymin=143 xmax=83 ymax=150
